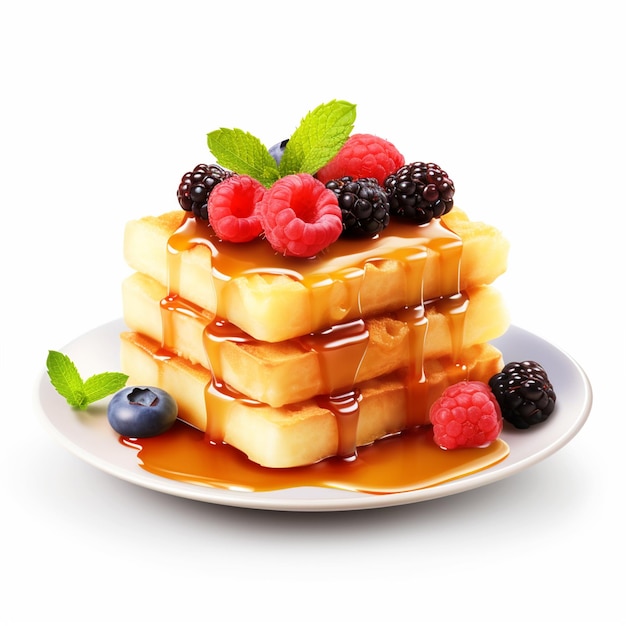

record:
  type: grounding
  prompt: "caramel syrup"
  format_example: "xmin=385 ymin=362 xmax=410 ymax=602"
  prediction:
xmin=122 ymin=422 xmax=508 ymax=494
xmin=125 ymin=214 xmax=509 ymax=495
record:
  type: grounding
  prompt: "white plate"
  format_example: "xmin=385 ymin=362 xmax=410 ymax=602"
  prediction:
xmin=36 ymin=319 xmax=592 ymax=512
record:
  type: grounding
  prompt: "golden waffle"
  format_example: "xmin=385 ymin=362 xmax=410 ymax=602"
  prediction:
xmin=121 ymin=331 xmax=504 ymax=468
xmin=123 ymin=207 xmax=509 ymax=342
xmin=122 ymin=272 xmax=509 ymax=407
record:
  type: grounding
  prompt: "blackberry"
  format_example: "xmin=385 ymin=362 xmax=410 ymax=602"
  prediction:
xmin=326 ymin=177 xmax=390 ymax=238
xmin=385 ymin=162 xmax=455 ymax=224
xmin=489 ymin=361 xmax=556 ymax=429
xmin=177 ymin=164 xmax=234 ymax=220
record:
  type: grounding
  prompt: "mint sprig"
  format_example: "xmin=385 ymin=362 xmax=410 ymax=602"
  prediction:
xmin=206 ymin=128 xmax=280 ymax=187
xmin=279 ymin=100 xmax=356 ymax=176
xmin=206 ymin=100 xmax=356 ymax=187
xmin=46 ymin=350 xmax=128 ymax=410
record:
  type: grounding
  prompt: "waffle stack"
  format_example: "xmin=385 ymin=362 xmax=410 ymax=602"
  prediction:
xmin=120 ymin=207 xmax=509 ymax=468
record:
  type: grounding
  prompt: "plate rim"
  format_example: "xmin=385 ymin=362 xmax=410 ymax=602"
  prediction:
xmin=35 ymin=319 xmax=593 ymax=512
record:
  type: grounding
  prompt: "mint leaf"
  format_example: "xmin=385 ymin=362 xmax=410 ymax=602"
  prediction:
xmin=279 ymin=100 xmax=356 ymax=176
xmin=205 ymin=101 xmax=357 ymax=186
xmin=46 ymin=350 xmax=128 ymax=410
xmin=83 ymin=372 xmax=129 ymax=405
xmin=207 ymin=128 xmax=280 ymax=187
xmin=46 ymin=351 xmax=86 ymax=409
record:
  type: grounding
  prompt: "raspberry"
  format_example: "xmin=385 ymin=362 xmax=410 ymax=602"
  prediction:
xmin=177 ymin=164 xmax=234 ymax=221
xmin=257 ymin=173 xmax=342 ymax=257
xmin=489 ymin=361 xmax=556 ymax=429
xmin=207 ymin=175 xmax=265 ymax=243
xmin=316 ymin=134 xmax=405 ymax=186
xmin=429 ymin=381 xmax=503 ymax=450
xmin=385 ymin=162 xmax=455 ymax=225
xmin=325 ymin=177 xmax=390 ymax=238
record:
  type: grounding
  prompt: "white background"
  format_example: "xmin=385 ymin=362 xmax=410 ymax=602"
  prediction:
xmin=1 ymin=1 xmax=623 ymax=624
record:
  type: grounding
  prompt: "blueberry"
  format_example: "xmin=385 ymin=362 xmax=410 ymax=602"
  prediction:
xmin=107 ymin=386 xmax=178 ymax=438
xmin=268 ymin=138 xmax=289 ymax=166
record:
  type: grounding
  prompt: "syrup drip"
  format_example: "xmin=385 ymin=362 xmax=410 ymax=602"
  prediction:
xmin=438 ymin=292 xmax=470 ymax=364
xmin=142 ymin=214 xmax=509 ymax=494
xmin=202 ymin=377 xmax=262 ymax=444
xmin=298 ymin=319 xmax=369 ymax=458
xmin=203 ymin=317 xmax=252 ymax=383
xmin=317 ymin=391 xmax=362 ymax=460
xmin=396 ymin=304 xmax=430 ymax=427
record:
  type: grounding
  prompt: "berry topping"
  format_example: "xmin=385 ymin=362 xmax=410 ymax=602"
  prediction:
xmin=325 ymin=177 xmax=390 ymax=238
xmin=489 ymin=361 xmax=556 ymax=429
xmin=385 ymin=162 xmax=455 ymax=224
xmin=207 ymin=175 xmax=265 ymax=243
xmin=177 ymin=164 xmax=234 ymax=221
xmin=429 ymin=380 xmax=503 ymax=450
xmin=257 ymin=173 xmax=342 ymax=257
xmin=107 ymin=386 xmax=178 ymax=438
xmin=315 ymin=134 xmax=405 ymax=186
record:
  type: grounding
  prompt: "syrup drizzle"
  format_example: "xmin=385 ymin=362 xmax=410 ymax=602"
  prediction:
xmin=396 ymin=304 xmax=430 ymax=427
xmin=126 ymin=214 xmax=509 ymax=494
xmin=299 ymin=319 xmax=369 ymax=459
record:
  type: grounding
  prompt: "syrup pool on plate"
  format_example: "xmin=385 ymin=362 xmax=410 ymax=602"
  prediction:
xmin=121 ymin=421 xmax=509 ymax=495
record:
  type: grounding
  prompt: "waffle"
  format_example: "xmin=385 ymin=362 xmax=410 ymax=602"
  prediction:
xmin=121 ymin=331 xmax=504 ymax=468
xmin=122 ymin=271 xmax=509 ymax=407
xmin=123 ymin=207 xmax=508 ymax=342
xmin=120 ymin=204 xmax=509 ymax=467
